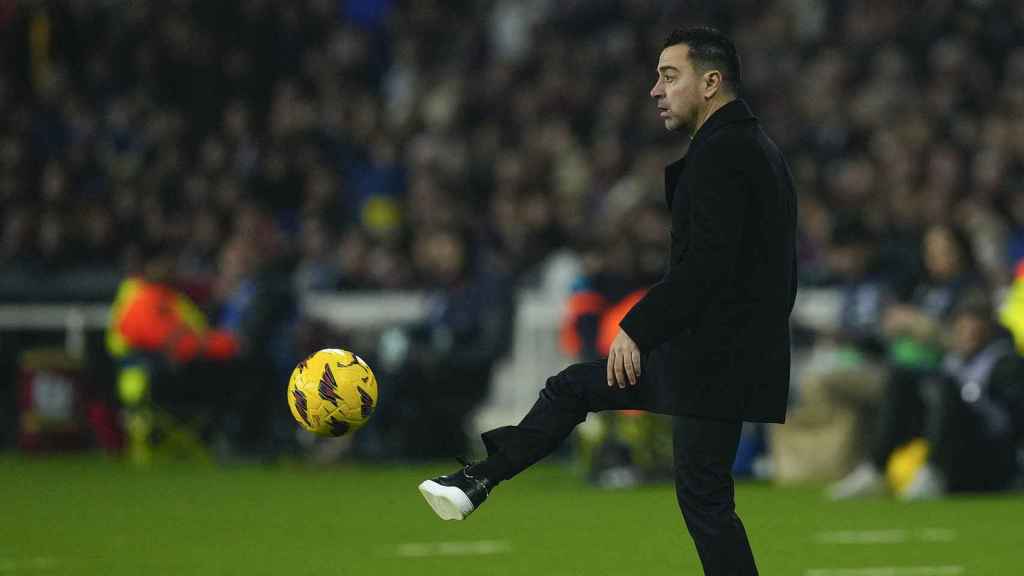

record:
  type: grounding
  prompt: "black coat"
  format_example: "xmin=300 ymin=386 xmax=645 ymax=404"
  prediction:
xmin=620 ymin=99 xmax=797 ymax=423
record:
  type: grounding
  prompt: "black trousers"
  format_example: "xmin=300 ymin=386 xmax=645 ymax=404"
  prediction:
xmin=480 ymin=360 xmax=758 ymax=576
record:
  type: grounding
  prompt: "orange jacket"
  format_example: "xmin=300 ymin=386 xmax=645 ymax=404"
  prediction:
xmin=107 ymin=277 xmax=238 ymax=363
xmin=561 ymin=287 xmax=647 ymax=357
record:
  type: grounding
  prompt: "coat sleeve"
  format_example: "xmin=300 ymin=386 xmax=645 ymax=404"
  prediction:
xmin=619 ymin=140 xmax=747 ymax=353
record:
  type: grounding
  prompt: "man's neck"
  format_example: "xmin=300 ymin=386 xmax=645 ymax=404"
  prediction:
xmin=689 ymin=95 xmax=736 ymax=139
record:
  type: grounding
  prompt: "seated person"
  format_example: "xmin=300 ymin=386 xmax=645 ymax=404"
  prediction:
xmin=829 ymin=291 xmax=1023 ymax=499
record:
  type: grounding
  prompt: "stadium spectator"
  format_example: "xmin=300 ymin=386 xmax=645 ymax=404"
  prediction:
xmin=381 ymin=226 xmax=515 ymax=458
xmin=212 ymin=202 xmax=300 ymax=457
xmin=106 ymin=245 xmax=240 ymax=463
xmin=829 ymin=291 xmax=1023 ymax=500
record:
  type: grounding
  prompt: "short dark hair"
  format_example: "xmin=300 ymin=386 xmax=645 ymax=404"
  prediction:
xmin=952 ymin=288 xmax=994 ymax=322
xmin=663 ymin=26 xmax=742 ymax=93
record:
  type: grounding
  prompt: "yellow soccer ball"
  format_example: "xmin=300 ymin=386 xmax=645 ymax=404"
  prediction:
xmin=286 ymin=348 xmax=378 ymax=436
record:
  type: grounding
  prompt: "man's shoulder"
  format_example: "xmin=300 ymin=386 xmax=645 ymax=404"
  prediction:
xmin=689 ymin=124 xmax=759 ymax=167
xmin=701 ymin=118 xmax=788 ymax=167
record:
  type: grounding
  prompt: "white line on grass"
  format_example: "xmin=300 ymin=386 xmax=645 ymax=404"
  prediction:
xmin=805 ymin=566 xmax=964 ymax=576
xmin=816 ymin=530 xmax=907 ymax=544
xmin=394 ymin=540 xmax=512 ymax=558
xmin=0 ymin=557 xmax=59 ymax=572
xmin=918 ymin=528 xmax=957 ymax=542
xmin=815 ymin=529 xmax=956 ymax=544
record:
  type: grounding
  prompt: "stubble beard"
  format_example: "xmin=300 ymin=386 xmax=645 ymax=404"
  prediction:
xmin=663 ymin=102 xmax=696 ymax=134
xmin=664 ymin=115 xmax=691 ymax=134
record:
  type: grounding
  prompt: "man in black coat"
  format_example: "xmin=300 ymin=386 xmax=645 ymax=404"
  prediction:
xmin=419 ymin=26 xmax=797 ymax=575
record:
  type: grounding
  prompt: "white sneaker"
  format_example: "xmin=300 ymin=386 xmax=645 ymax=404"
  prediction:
xmin=827 ymin=462 xmax=885 ymax=500
xmin=418 ymin=480 xmax=476 ymax=520
xmin=417 ymin=464 xmax=493 ymax=521
xmin=900 ymin=464 xmax=946 ymax=501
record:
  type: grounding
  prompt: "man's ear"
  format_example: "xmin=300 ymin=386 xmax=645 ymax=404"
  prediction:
xmin=703 ymin=70 xmax=722 ymax=100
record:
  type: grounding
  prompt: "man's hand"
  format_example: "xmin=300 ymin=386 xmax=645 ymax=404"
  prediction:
xmin=882 ymin=304 xmax=920 ymax=337
xmin=607 ymin=328 xmax=641 ymax=388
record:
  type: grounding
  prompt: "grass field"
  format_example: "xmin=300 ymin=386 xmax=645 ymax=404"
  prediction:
xmin=2 ymin=456 xmax=1021 ymax=575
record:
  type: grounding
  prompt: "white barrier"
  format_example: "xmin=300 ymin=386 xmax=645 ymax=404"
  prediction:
xmin=0 ymin=293 xmax=430 ymax=358
xmin=0 ymin=260 xmax=841 ymax=437
xmin=0 ymin=303 xmax=110 ymax=358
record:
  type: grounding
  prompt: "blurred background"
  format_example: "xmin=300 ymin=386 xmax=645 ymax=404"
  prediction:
xmin=3 ymin=0 xmax=1024 ymax=500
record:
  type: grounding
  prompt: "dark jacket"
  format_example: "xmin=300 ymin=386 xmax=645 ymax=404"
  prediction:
xmin=620 ymin=99 xmax=797 ymax=423
xmin=943 ymin=336 xmax=1024 ymax=446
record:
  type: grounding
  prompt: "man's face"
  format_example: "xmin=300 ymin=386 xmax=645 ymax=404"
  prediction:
xmin=414 ymin=229 xmax=465 ymax=286
xmin=650 ymin=44 xmax=704 ymax=133
xmin=950 ymin=312 xmax=989 ymax=357
xmin=143 ymin=252 xmax=177 ymax=284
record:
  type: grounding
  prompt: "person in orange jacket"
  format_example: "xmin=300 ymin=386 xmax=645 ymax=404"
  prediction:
xmin=106 ymin=246 xmax=239 ymax=463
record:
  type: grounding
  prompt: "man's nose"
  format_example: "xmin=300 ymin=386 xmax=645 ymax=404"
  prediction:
xmin=650 ymin=81 xmax=662 ymax=99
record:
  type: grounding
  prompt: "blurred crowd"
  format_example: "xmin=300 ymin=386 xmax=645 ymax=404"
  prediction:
xmin=2 ymin=0 xmax=1024 ymax=294
xmin=2 ymin=0 xmax=1024 ymax=485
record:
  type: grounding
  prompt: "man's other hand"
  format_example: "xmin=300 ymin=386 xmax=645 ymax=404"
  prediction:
xmin=607 ymin=328 xmax=641 ymax=388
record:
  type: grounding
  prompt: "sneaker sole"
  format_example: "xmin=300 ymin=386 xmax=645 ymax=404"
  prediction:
xmin=418 ymin=480 xmax=475 ymax=520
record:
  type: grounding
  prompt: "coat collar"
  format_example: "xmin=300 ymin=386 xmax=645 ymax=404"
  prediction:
xmin=688 ymin=98 xmax=757 ymax=156
xmin=663 ymin=99 xmax=756 ymax=208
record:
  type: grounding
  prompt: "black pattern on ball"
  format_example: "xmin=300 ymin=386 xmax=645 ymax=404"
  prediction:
xmin=318 ymin=364 xmax=340 ymax=406
xmin=292 ymin=388 xmax=310 ymax=426
xmin=357 ymin=386 xmax=374 ymax=418
xmin=329 ymin=418 xmax=350 ymax=436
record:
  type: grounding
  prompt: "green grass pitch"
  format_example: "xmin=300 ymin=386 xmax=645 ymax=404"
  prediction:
xmin=2 ymin=456 xmax=1021 ymax=575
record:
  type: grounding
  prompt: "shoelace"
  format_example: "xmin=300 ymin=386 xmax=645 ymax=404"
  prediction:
xmin=455 ymin=456 xmax=484 ymax=483
xmin=455 ymin=456 xmax=493 ymax=490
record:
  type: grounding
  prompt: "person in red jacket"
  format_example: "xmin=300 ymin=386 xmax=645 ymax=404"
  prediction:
xmin=107 ymin=246 xmax=239 ymax=463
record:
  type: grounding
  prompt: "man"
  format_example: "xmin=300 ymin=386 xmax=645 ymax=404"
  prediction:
xmin=419 ymin=26 xmax=797 ymax=575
